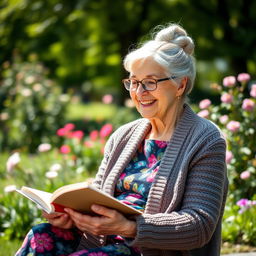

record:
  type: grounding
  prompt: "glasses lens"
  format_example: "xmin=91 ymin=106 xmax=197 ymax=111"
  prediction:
xmin=142 ymin=78 xmax=157 ymax=91
xmin=123 ymin=79 xmax=137 ymax=91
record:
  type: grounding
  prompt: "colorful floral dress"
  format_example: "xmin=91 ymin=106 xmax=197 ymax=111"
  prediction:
xmin=15 ymin=140 xmax=168 ymax=256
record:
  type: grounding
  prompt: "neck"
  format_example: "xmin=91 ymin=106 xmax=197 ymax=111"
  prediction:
xmin=147 ymin=103 xmax=183 ymax=141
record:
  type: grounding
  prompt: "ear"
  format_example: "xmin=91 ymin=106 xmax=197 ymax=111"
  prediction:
xmin=176 ymin=77 xmax=188 ymax=97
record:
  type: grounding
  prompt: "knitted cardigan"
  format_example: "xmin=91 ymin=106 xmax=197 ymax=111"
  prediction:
xmin=78 ymin=104 xmax=228 ymax=256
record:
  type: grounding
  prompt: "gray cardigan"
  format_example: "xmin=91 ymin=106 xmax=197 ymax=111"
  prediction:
xmin=78 ymin=104 xmax=228 ymax=256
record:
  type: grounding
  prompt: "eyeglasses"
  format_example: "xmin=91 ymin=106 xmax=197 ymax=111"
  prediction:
xmin=122 ymin=76 xmax=177 ymax=91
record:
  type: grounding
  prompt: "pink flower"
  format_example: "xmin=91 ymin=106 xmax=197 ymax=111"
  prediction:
xmin=242 ymin=98 xmax=255 ymax=111
xmin=237 ymin=198 xmax=250 ymax=207
xmin=71 ymin=130 xmax=84 ymax=140
xmin=250 ymin=84 xmax=256 ymax=98
xmin=223 ymin=76 xmax=236 ymax=87
xmin=64 ymin=123 xmax=75 ymax=131
xmin=51 ymin=226 xmax=74 ymax=240
xmin=199 ymin=99 xmax=211 ymax=109
xmin=237 ymin=73 xmax=251 ymax=82
xmin=30 ymin=233 xmax=53 ymax=253
xmin=60 ymin=145 xmax=71 ymax=154
xmin=90 ymin=130 xmax=99 ymax=141
xmin=38 ymin=143 xmax=52 ymax=152
xmin=102 ymin=94 xmax=113 ymax=104
xmin=197 ymin=109 xmax=209 ymax=118
xmin=100 ymin=124 xmax=113 ymax=138
xmin=6 ymin=152 xmax=21 ymax=173
xmin=220 ymin=115 xmax=228 ymax=124
xmin=148 ymin=154 xmax=157 ymax=168
xmin=57 ymin=128 xmax=67 ymax=137
xmin=69 ymin=250 xmax=89 ymax=256
xmin=84 ymin=140 xmax=94 ymax=148
xmin=146 ymin=166 xmax=159 ymax=182
xmin=88 ymin=252 xmax=108 ymax=256
xmin=221 ymin=93 xmax=233 ymax=104
xmin=225 ymin=151 xmax=233 ymax=164
xmin=155 ymin=140 xmax=168 ymax=148
xmin=240 ymin=170 xmax=250 ymax=180
xmin=226 ymin=120 xmax=240 ymax=132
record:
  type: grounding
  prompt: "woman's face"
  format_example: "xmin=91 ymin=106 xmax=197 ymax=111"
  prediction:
xmin=129 ymin=58 xmax=181 ymax=122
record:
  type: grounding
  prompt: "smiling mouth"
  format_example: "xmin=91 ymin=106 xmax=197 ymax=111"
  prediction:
xmin=140 ymin=100 xmax=156 ymax=106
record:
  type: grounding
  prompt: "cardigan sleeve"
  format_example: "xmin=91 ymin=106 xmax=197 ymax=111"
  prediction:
xmin=126 ymin=136 xmax=227 ymax=250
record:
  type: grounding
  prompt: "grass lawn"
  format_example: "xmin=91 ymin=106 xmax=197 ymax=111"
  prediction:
xmin=0 ymin=238 xmax=21 ymax=256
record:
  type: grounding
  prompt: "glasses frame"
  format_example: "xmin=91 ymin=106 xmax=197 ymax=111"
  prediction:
xmin=122 ymin=76 xmax=177 ymax=92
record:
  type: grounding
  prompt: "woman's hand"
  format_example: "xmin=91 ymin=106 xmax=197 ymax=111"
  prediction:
xmin=64 ymin=205 xmax=137 ymax=238
xmin=42 ymin=211 xmax=74 ymax=229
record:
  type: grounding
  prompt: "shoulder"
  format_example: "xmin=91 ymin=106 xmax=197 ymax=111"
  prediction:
xmin=187 ymin=103 xmax=224 ymax=139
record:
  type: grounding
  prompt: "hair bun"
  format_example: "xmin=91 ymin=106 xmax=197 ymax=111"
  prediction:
xmin=154 ymin=24 xmax=195 ymax=55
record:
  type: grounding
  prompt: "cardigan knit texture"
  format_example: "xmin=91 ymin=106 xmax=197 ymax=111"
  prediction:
xmin=78 ymin=104 xmax=228 ymax=256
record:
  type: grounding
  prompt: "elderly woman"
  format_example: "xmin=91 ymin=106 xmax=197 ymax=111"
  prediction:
xmin=16 ymin=23 xmax=228 ymax=256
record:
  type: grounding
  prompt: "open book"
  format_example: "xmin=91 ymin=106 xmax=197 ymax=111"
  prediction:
xmin=15 ymin=182 xmax=142 ymax=216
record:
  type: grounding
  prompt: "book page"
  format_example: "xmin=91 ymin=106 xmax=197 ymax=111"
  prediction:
xmin=51 ymin=184 xmax=142 ymax=216
xmin=19 ymin=187 xmax=53 ymax=213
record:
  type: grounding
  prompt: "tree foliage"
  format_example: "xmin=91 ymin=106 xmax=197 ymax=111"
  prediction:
xmin=0 ymin=0 xmax=255 ymax=103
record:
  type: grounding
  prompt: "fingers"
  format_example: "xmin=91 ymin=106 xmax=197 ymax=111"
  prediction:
xmin=42 ymin=211 xmax=64 ymax=219
xmin=91 ymin=204 xmax=118 ymax=218
xmin=42 ymin=211 xmax=73 ymax=229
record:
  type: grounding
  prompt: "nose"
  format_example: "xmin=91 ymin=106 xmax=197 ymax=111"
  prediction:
xmin=135 ymin=82 xmax=146 ymax=94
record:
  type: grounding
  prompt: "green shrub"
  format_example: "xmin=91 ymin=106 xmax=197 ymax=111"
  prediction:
xmin=0 ymin=54 xmax=70 ymax=152
xmin=196 ymin=73 xmax=256 ymax=245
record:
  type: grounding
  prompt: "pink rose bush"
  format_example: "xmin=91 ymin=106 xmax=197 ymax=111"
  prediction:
xmin=56 ymin=123 xmax=113 ymax=174
xmin=201 ymin=73 xmax=256 ymax=245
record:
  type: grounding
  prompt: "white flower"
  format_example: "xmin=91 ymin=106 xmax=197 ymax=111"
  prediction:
xmin=25 ymin=76 xmax=35 ymax=84
xmin=6 ymin=152 xmax=21 ymax=173
xmin=45 ymin=171 xmax=58 ymax=179
xmin=50 ymin=163 xmax=62 ymax=172
xmin=21 ymin=88 xmax=32 ymax=97
xmin=33 ymin=83 xmax=43 ymax=92
xmin=38 ymin=143 xmax=52 ymax=152
xmin=4 ymin=184 xmax=17 ymax=193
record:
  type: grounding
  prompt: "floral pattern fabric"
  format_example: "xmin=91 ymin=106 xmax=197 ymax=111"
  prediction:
xmin=115 ymin=139 xmax=168 ymax=211
xmin=15 ymin=140 xmax=167 ymax=256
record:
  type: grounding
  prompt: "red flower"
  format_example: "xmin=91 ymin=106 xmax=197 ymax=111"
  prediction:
xmin=90 ymin=130 xmax=99 ymax=141
xmin=71 ymin=130 xmax=84 ymax=140
xmin=57 ymin=128 xmax=67 ymax=136
xmin=100 ymin=124 xmax=113 ymax=138
xmin=64 ymin=123 xmax=75 ymax=131
xmin=60 ymin=145 xmax=71 ymax=154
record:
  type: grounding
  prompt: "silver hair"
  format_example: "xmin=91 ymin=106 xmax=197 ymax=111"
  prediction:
xmin=123 ymin=23 xmax=196 ymax=97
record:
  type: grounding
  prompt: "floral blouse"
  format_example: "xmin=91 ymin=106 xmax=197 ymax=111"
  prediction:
xmin=115 ymin=139 xmax=168 ymax=212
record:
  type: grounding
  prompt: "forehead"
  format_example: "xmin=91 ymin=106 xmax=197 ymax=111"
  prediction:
xmin=130 ymin=57 xmax=167 ymax=77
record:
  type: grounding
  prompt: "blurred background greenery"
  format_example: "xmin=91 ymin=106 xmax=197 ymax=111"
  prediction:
xmin=1 ymin=0 xmax=256 ymax=254
xmin=1 ymin=0 xmax=256 ymax=103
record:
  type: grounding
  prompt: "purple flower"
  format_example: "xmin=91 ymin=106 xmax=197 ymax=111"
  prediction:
xmin=236 ymin=198 xmax=250 ymax=207
xmin=223 ymin=76 xmax=236 ymax=87
xmin=199 ymin=99 xmax=211 ymax=109
xmin=237 ymin=73 xmax=251 ymax=82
